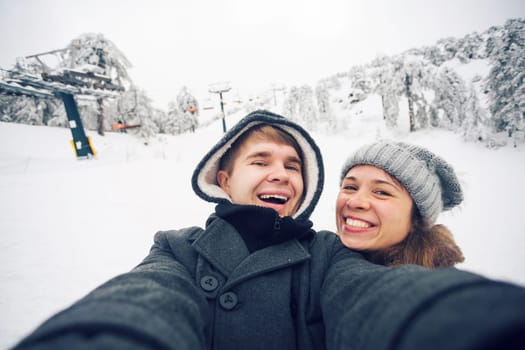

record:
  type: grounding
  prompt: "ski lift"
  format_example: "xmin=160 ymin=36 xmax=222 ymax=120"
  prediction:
xmin=111 ymin=120 xmax=141 ymax=132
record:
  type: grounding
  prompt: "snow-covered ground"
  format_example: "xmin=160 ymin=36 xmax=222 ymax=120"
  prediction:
xmin=1 ymin=103 xmax=524 ymax=349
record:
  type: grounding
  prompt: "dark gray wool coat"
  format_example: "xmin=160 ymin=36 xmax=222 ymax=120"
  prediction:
xmin=13 ymin=110 xmax=525 ymax=350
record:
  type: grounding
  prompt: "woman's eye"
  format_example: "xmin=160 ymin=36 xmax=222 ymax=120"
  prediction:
xmin=286 ymin=164 xmax=300 ymax=172
xmin=343 ymin=185 xmax=357 ymax=191
xmin=252 ymin=161 xmax=266 ymax=166
xmin=375 ymin=190 xmax=392 ymax=196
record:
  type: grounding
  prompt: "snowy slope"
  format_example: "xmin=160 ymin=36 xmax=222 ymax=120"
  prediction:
xmin=1 ymin=105 xmax=525 ymax=348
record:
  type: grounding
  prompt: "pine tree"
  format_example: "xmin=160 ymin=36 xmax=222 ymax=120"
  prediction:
xmin=297 ymin=86 xmax=318 ymax=131
xmin=436 ymin=37 xmax=459 ymax=61
xmin=6 ymin=96 xmax=46 ymax=125
xmin=165 ymin=101 xmax=183 ymax=134
xmin=456 ymin=32 xmax=485 ymax=62
xmin=107 ymin=85 xmax=157 ymax=141
xmin=315 ymin=83 xmax=330 ymax=114
xmin=387 ymin=55 xmax=434 ymax=131
xmin=62 ymin=33 xmax=132 ymax=87
xmin=176 ymin=87 xmax=199 ymax=132
xmin=432 ymin=66 xmax=468 ymax=130
xmin=486 ymin=18 xmax=525 ymax=144
xmin=382 ymin=92 xmax=400 ymax=129
xmin=348 ymin=65 xmax=372 ymax=95
xmin=463 ymin=82 xmax=489 ymax=142
xmin=370 ymin=55 xmax=399 ymax=127
xmin=282 ymin=85 xmax=318 ymax=130
xmin=283 ymin=87 xmax=300 ymax=123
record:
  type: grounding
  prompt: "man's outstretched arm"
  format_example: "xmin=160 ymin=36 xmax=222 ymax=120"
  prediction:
xmin=13 ymin=231 xmax=209 ymax=350
xmin=322 ymin=239 xmax=525 ymax=350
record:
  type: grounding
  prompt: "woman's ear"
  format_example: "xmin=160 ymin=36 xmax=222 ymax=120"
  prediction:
xmin=217 ymin=170 xmax=230 ymax=195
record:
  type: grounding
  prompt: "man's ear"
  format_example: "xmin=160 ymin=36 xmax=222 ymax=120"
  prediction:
xmin=217 ymin=170 xmax=230 ymax=195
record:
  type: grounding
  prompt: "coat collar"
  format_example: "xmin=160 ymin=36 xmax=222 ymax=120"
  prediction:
xmin=191 ymin=217 xmax=311 ymax=289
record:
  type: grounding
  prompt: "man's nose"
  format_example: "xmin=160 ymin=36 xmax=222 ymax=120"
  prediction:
xmin=268 ymin=163 xmax=289 ymax=182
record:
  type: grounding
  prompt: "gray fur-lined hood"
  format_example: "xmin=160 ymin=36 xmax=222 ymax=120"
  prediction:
xmin=191 ymin=110 xmax=324 ymax=221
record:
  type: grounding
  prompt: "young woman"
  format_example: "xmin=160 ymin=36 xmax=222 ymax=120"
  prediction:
xmin=336 ymin=141 xmax=464 ymax=268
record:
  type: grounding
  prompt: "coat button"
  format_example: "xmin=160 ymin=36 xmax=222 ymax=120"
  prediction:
xmin=200 ymin=275 xmax=219 ymax=292
xmin=219 ymin=292 xmax=238 ymax=310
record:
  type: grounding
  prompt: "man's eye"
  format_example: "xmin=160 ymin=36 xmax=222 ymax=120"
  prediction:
xmin=286 ymin=164 xmax=300 ymax=171
xmin=343 ymin=185 xmax=357 ymax=191
xmin=252 ymin=161 xmax=266 ymax=166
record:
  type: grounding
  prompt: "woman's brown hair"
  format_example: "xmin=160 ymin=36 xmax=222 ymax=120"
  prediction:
xmin=362 ymin=207 xmax=464 ymax=268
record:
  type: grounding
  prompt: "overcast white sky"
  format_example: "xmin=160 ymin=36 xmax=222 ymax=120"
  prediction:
xmin=1 ymin=0 xmax=524 ymax=108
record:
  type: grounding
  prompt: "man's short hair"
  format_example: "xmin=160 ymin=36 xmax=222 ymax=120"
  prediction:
xmin=218 ymin=124 xmax=304 ymax=175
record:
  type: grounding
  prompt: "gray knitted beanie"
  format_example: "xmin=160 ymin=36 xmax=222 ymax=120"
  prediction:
xmin=340 ymin=141 xmax=463 ymax=223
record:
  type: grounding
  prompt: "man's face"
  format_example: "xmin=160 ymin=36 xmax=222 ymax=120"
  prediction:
xmin=217 ymin=136 xmax=304 ymax=217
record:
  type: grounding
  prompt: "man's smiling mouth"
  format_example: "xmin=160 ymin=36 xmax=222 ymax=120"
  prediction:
xmin=259 ymin=194 xmax=288 ymax=204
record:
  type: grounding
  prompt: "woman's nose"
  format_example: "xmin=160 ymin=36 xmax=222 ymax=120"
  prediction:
xmin=346 ymin=192 xmax=370 ymax=210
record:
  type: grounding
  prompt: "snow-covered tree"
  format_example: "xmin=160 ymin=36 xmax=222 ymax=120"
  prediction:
xmin=421 ymin=45 xmax=447 ymax=66
xmin=432 ymin=66 xmax=468 ymax=130
xmin=1 ymin=95 xmax=47 ymax=125
xmin=283 ymin=87 xmax=300 ymax=123
xmin=76 ymin=98 xmax=100 ymax=130
xmin=372 ymin=55 xmax=434 ymax=131
xmin=382 ymin=91 xmax=400 ymax=129
xmin=164 ymin=101 xmax=183 ymax=134
xmin=316 ymin=83 xmax=336 ymax=131
xmin=106 ymin=85 xmax=157 ymax=141
xmin=283 ymin=85 xmax=318 ymax=130
xmin=463 ymin=82 xmax=489 ymax=142
xmin=348 ymin=65 xmax=372 ymax=95
xmin=159 ymin=87 xmax=201 ymax=135
xmin=149 ymin=108 xmax=168 ymax=134
xmin=370 ymin=55 xmax=399 ymax=127
xmin=61 ymin=33 xmax=132 ymax=87
xmin=315 ymin=83 xmax=330 ymax=114
xmin=485 ymin=18 xmax=525 ymax=143
xmin=175 ymin=86 xmax=199 ymax=132
xmin=400 ymin=57 xmax=435 ymax=131
xmin=456 ymin=32 xmax=485 ymax=62
xmin=299 ymin=86 xmax=318 ymax=131
xmin=436 ymin=37 xmax=459 ymax=61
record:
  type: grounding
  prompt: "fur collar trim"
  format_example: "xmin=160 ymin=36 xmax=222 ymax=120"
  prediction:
xmin=191 ymin=110 xmax=324 ymax=221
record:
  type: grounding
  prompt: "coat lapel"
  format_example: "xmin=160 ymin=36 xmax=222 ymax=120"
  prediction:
xmin=192 ymin=217 xmax=250 ymax=276
xmin=192 ymin=217 xmax=311 ymax=289
xmin=223 ymin=239 xmax=310 ymax=290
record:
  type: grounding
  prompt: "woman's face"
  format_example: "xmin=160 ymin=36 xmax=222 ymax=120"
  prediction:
xmin=335 ymin=165 xmax=414 ymax=251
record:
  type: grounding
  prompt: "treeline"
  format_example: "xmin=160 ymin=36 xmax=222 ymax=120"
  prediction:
xmin=1 ymin=19 xmax=524 ymax=147
xmin=285 ymin=18 xmax=524 ymax=147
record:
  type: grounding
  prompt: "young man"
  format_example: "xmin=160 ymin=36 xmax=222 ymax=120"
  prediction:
xmin=13 ymin=110 xmax=334 ymax=349
xmin=13 ymin=110 xmax=525 ymax=350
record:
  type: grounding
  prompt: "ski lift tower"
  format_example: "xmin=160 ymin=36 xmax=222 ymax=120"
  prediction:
xmin=0 ymin=48 xmax=123 ymax=159
xmin=208 ymin=82 xmax=231 ymax=133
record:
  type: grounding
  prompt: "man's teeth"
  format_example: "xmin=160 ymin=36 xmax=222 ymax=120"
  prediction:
xmin=345 ymin=218 xmax=371 ymax=228
xmin=259 ymin=194 xmax=288 ymax=204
